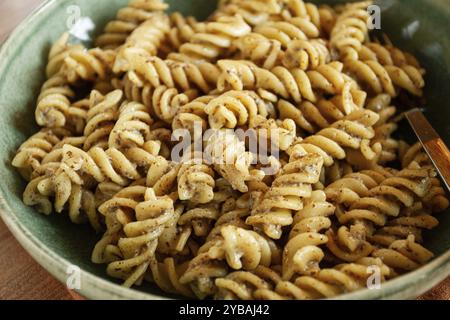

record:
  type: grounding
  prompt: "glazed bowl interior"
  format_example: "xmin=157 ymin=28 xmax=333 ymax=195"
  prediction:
xmin=0 ymin=0 xmax=449 ymax=300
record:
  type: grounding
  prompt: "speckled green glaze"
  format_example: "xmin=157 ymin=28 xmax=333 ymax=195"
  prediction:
xmin=0 ymin=0 xmax=448 ymax=300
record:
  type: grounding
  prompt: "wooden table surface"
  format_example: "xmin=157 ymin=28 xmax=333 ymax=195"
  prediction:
xmin=0 ymin=0 xmax=448 ymax=300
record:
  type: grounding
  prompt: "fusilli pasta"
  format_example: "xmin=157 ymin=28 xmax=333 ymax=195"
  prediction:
xmin=13 ymin=0 xmax=449 ymax=301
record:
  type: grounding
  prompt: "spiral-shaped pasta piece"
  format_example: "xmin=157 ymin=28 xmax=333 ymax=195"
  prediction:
xmin=384 ymin=64 xmax=425 ymax=97
xmin=278 ymin=81 xmax=366 ymax=134
xmin=253 ymin=17 xmax=321 ymax=49
xmin=152 ymin=86 xmax=191 ymax=124
xmin=327 ymin=162 xmax=437 ymax=258
xmin=32 ymin=136 xmax=87 ymax=180
xmin=108 ymin=101 xmax=153 ymax=149
xmin=400 ymin=141 xmax=427 ymax=169
xmin=180 ymin=223 xmax=280 ymax=299
xmin=282 ymin=190 xmax=335 ymax=280
xmin=95 ymin=0 xmax=169 ymax=49
xmin=113 ymin=13 xmax=170 ymax=72
xmin=232 ymin=33 xmax=282 ymax=70
xmin=178 ymin=248 xmax=228 ymax=299
xmin=325 ymin=226 xmax=374 ymax=263
xmin=369 ymin=161 xmax=442 ymax=246
xmin=92 ymin=189 xmax=133 ymax=264
xmin=205 ymin=129 xmax=255 ymax=192
xmin=323 ymin=160 xmax=354 ymax=185
xmin=102 ymin=188 xmax=177 ymax=287
xmin=22 ymin=176 xmax=54 ymax=215
xmin=330 ymin=1 xmax=372 ymax=60
xmin=255 ymin=257 xmax=389 ymax=299
xmin=172 ymin=95 xmax=215 ymax=134
xmin=219 ymin=225 xmax=281 ymax=270
xmin=23 ymin=137 xmax=102 ymax=230
xmin=215 ymin=265 xmax=281 ymax=300
xmin=277 ymin=0 xmax=337 ymax=36
xmin=336 ymin=106 xmax=392 ymax=169
xmin=83 ymin=89 xmax=123 ymax=151
xmin=116 ymin=48 xmax=219 ymax=93
xmin=325 ymin=168 xmax=395 ymax=207
xmin=168 ymin=15 xmax=251 ymax=63
xmin=252 ymin=117 xmax=297 ymax=153
xmin=179 ymin=207 xmax=252 ymax=298
xmin=94 ymin=181 xmax=124 ymax=208
xmin=210 ymin=208 xmax=252 ymax=241
xmin=211 ymin=178 xmax=241 ymax=214
xmin=60 ymin=139 xmax=161 ymax=187
xmin=281 ymin=39 xmax=330 ymax=70
xmin=12 ymin=128 xmax=71 ymax=180
xmin=146 ymin=154 xmax=180 ymax=197
xmin=204 ymin=90 xmax=275 ymax=129
xmin=217 ymin=59 xmax=348 ymax=103
xmin=166 ymin=12 xmax=206 ymax=52
xmin=65 ymin=97 xmax=91 ymax=134
xmin=35 ymin=74 xmax=74 ymax=128
xmin=178 ymin=205 xmax=220 ymax=240
xmin=154 ymin=197 xmax=198 ymax=258
xmin=324 ymin=169 xmax=396 ymax=261
xmin=399 ymin=151 xmax=450 ymax=212
xmin=344 ymin=59 xmax=396 ymax=97
xmin=113 ymin=73 xmax=196 ymax=124
xmin=147 ymin=123 xmax=174 ymax=159
xmin=46 ymin=33 xmax=84 ymax=78
xmin=63 ymin=47 xmax=116 ymax=84
xmin=366 ymin=93 xmax=395 ymax=121
xmin=30 ymin=170 xmax=101 ymax=231
xmin=177 ymin=157 xmax=215 ymax=204
xmin=362 ymin=93 xmax=399 ymax=165
xmin=93 ymin=180 xmax=179 ymax=264
xmin=423 ymin=176 xmax=450 ymax=213
xmin=212 ymin=0 xmax=281 ymax=26
xmin=289 ymin=109 xmax=380 ymax=167
xmin=358 ymin=42 xmax=422 ymax=68
xmin=247 ymin=145 xmax=324 ymax=239
xmin=35 ymin=33 xmax=82 ymax=128
xmin=126 ymin=12 xmax=170 ymax=54
xmin=371 ymin=207 xmax=439 ymax=247
xmin=372 ymin=162 xmax=434 ymax=209
xmin=146 ymin=257 xmax=194 ymax=297
xmin=372 ymin=235 xmax=434 ymax=272
xmin=345 ymin=59 xmax=425 ymax=97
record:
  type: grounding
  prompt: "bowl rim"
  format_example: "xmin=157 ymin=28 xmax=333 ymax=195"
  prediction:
xmin=0 ymin=0 xmax=449 ymax=300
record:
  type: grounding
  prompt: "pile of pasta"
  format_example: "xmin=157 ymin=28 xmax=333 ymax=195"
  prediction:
xmin=12 ymin=0 xmax=450 ymax=300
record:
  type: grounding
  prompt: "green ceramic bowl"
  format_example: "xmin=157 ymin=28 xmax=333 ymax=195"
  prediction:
xmin=0 ymin=0 xmax=449 ymax=300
